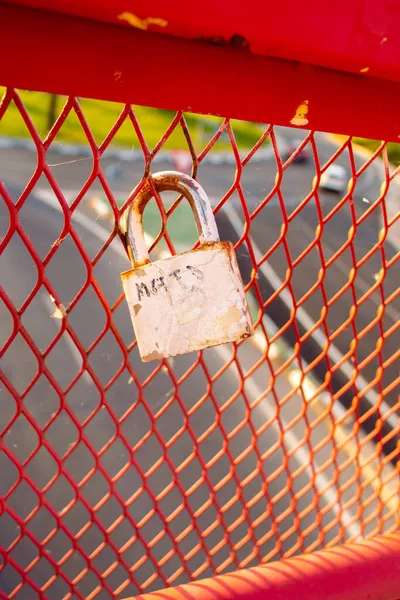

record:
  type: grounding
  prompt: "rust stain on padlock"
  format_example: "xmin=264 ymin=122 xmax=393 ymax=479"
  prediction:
xmin=133 ymin=174 xmax=182 ymax=215
xmin=132 ymin=304 xmax=142 ymax=316
xmin=143 ymin=349 xmax=164 ymax=361
xmin=215 ymin=305 xmax=243 ymax=329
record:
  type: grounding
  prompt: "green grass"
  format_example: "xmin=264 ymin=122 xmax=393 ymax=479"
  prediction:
xmin=353 ymin=137 xmax=400 ymax=166
xmin=3 ymin=89 xmax=400 ymax=164
xmin=0 ymin=88 xmax=265 ymax=152
xmin=333 ymin=133 xmax=400 ymax=167
xmin=142 ymin=200 xmax=198 ymax=251
xmin=0 ymin=88 xmax=267 ymax=249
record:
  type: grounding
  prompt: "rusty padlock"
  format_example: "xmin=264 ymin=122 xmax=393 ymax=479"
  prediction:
xmin=120 ymin=171 xmax=254 ymax=362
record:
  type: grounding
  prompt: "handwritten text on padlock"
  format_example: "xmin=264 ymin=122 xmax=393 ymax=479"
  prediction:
xmin=135 ymin=265 xmax=204 ymax=301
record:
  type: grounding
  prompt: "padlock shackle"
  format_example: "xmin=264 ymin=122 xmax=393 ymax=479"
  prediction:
xmin=123 ymin=171 xmax=220 ymax=267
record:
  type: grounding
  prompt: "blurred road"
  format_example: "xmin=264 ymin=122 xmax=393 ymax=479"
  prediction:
xmin=214 ymin=129 xmax=399 ymax=449
xmin=1 ymin=129 xmax=398 ymax=597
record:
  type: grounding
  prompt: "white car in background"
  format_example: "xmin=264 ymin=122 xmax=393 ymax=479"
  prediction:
xmin=319 ymin=165 xmax=347 ymax=192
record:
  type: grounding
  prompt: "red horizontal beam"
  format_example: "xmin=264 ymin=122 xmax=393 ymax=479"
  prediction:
xmin=128 ymin=531 xmax=400 ymax=600
xmin=1 ymin=4 xmax=400 ymax=141
xmin=6 ymin=0 xmax=400 ymax=83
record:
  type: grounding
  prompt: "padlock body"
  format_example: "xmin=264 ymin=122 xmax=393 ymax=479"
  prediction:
xmin=121 ymin=242 xmax=254 ymax=361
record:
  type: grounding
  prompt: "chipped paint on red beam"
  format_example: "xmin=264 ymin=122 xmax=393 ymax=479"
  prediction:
xmin=4 ymin=0 xmax=400 ymax=83
xmin=1 ymin=4 xmax=400 ymax=142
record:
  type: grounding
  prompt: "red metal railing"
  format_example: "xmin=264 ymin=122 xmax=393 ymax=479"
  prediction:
xmin=132 ymin=531 xmax=400 ymax=600
xmin=1 ymin=3 xmax=399 ymax=599
xmin=1 ymin=84 xmax=399 ymax=600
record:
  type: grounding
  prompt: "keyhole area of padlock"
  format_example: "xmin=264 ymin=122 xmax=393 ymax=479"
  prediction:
xmin=142 ymin=190 xmax=200 ymax=260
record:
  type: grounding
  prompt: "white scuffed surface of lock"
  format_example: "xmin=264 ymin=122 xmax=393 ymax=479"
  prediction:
xmin=121 ymin=242 xmax=253 ymax=361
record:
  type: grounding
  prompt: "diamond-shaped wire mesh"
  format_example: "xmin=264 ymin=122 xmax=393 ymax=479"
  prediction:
xmin=0 ymin=87 xmax=399 ymax=600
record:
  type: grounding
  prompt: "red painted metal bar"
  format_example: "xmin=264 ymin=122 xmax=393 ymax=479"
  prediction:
xmin=129 ymin=532 xmax=400 ymax=600
xmin=5 ymin=0 xmax=400 ymax=83
xmin=1 ymin=3 xmax=400 ymax=142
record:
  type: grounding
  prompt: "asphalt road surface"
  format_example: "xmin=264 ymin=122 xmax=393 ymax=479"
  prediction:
xmin=0 ymin=129 xmax=398 ymax=598
xmin=214 ymin=129 xmax=399 ymax=454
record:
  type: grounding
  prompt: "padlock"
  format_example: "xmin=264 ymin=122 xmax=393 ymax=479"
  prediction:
xmin=120 ymin=171 xmax=254 ymax=362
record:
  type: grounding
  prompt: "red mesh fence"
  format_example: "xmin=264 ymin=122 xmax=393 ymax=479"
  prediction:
xmin=0 ymin=87 xmax=399 ymax=600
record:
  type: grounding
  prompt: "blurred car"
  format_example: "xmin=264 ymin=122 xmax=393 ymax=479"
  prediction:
xmin=283 ymin=138 xmax=310 ymax=163
xmin=319 ymin=165 xmax=347 ymax=192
